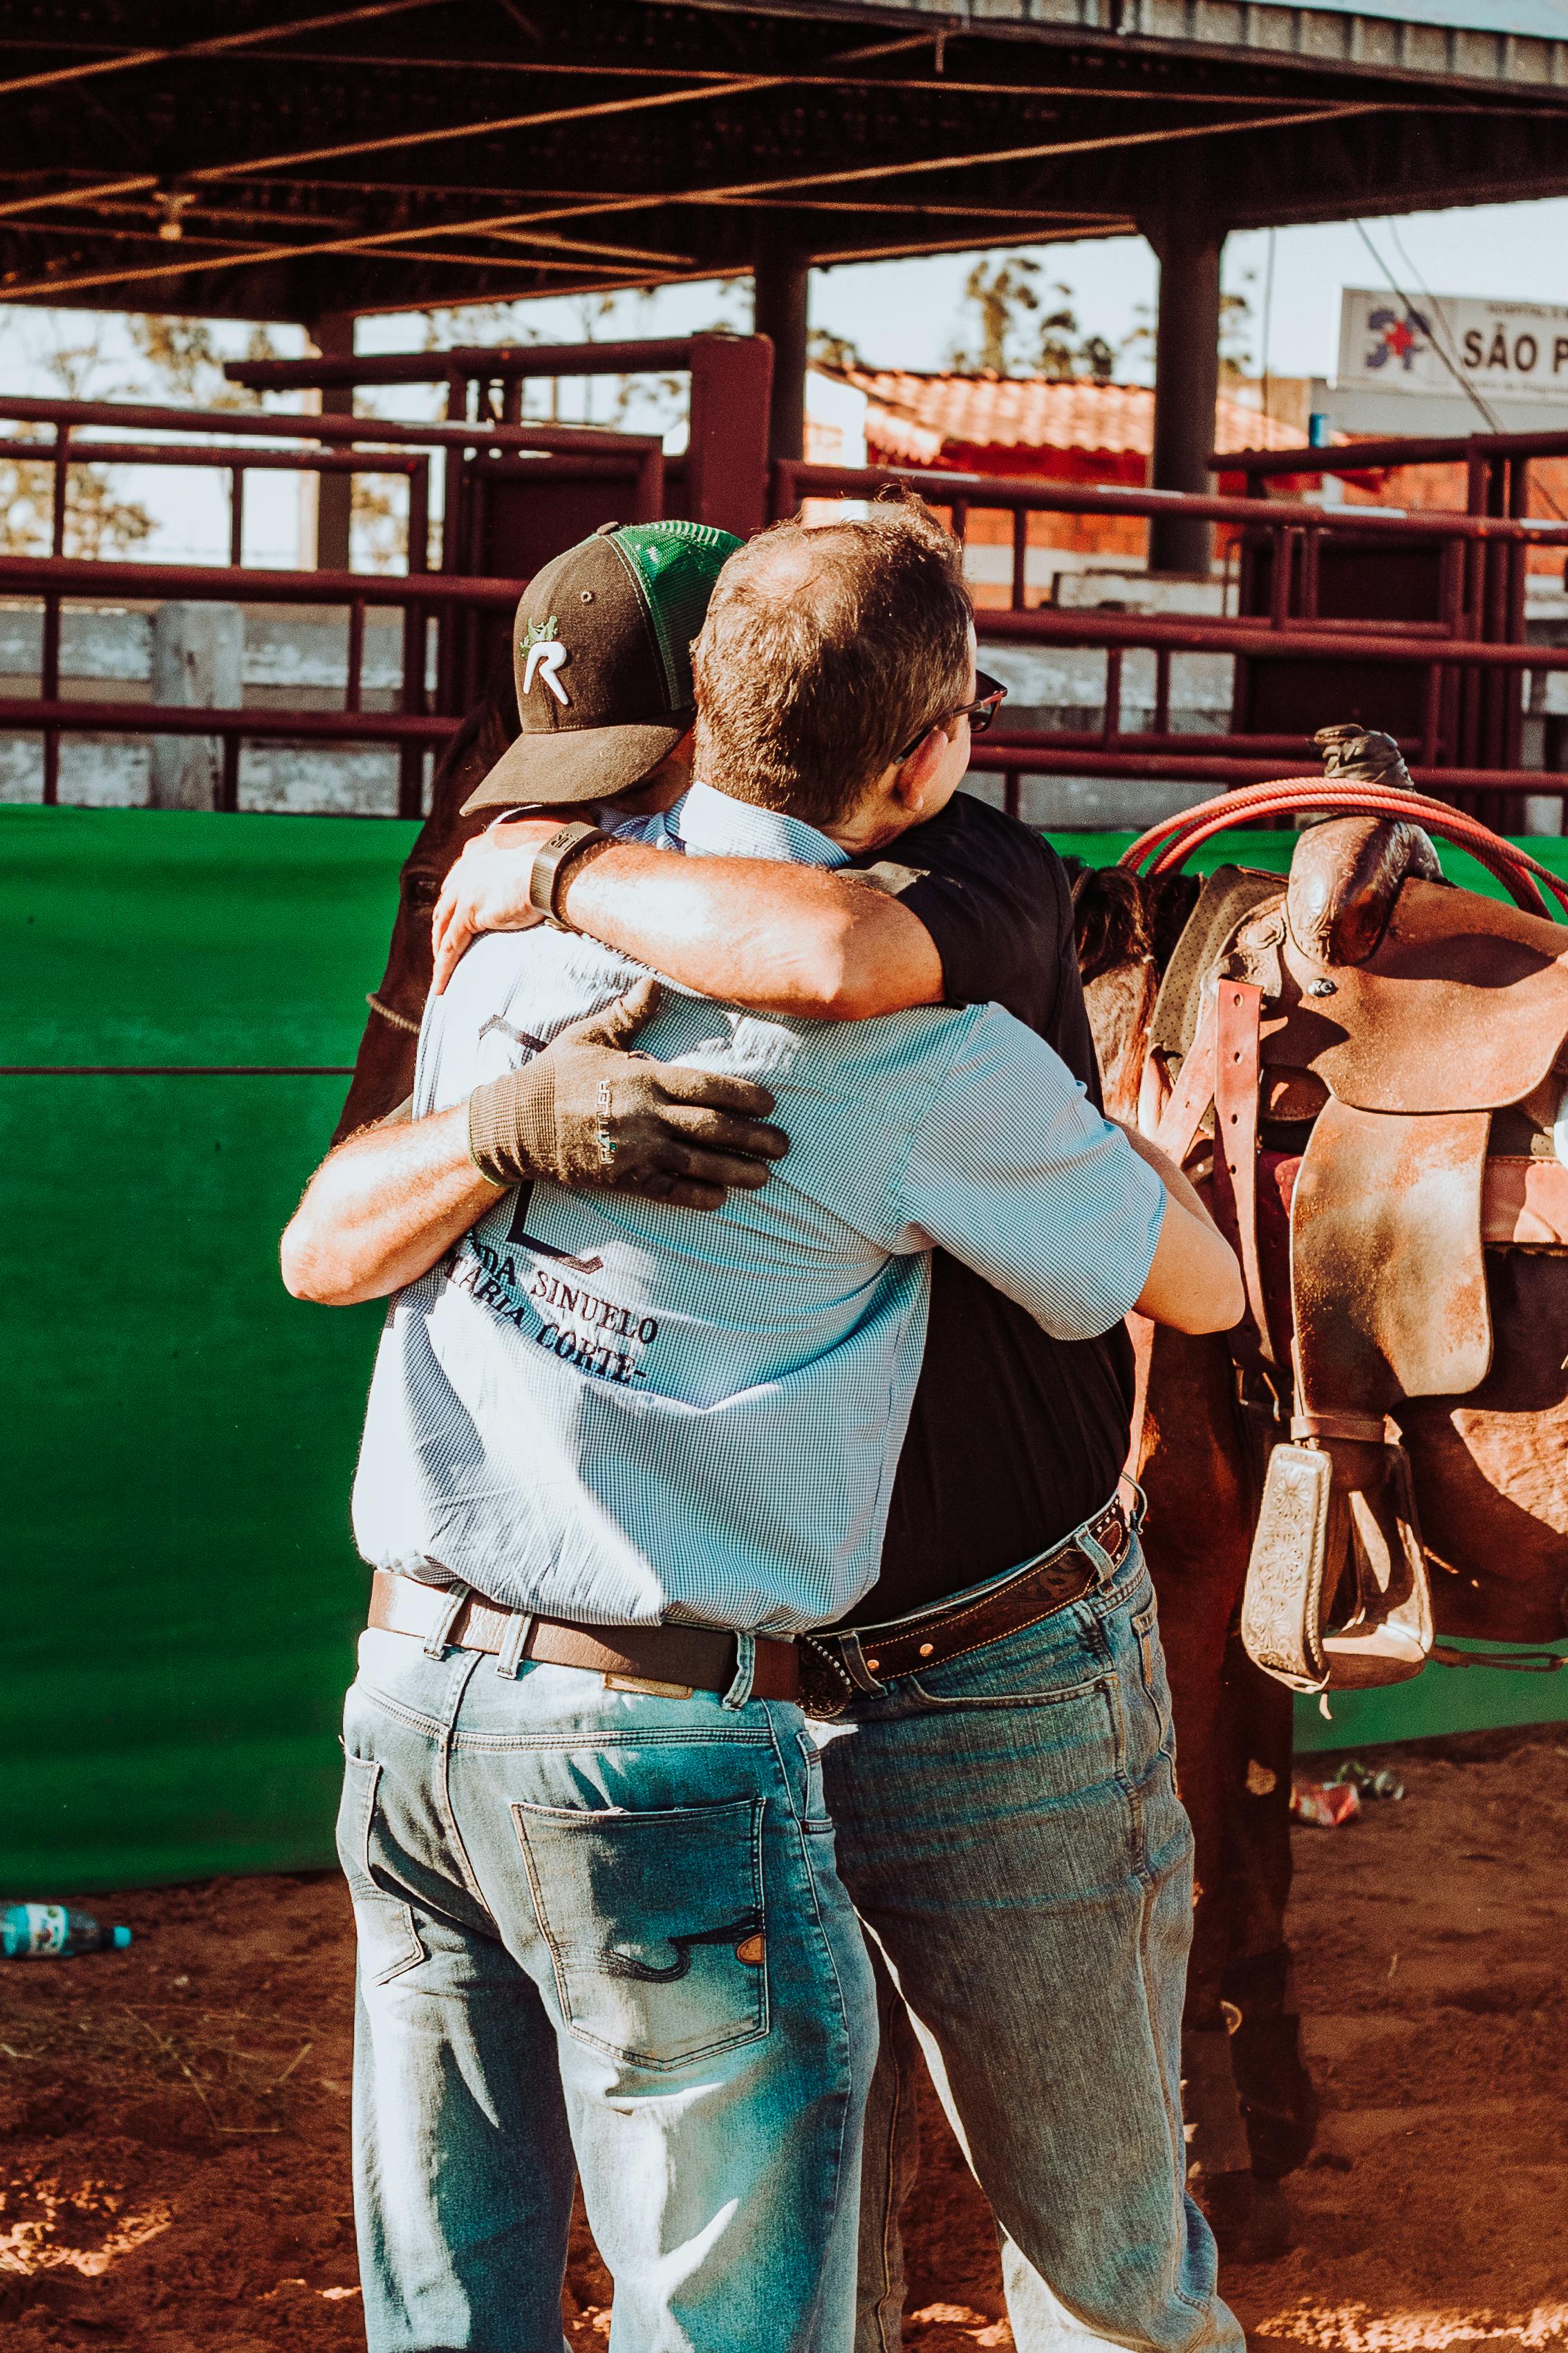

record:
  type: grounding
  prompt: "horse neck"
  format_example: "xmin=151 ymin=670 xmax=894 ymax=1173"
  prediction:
xmin=331 ymin=696 xmax=515 ymax=1142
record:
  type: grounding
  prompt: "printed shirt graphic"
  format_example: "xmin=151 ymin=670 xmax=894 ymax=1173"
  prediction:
xmin=351 ymin=782 xmax=1165 ymax=1635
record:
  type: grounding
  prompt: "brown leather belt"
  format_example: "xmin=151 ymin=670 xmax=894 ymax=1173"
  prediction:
xmin=368 ymin=1570 xmax=800 ymax=1703
xmin=799 ymin=1491 xmax=1136 ymax=1717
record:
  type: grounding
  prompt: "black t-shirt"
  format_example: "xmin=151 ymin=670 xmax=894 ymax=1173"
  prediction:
xmin=842 ymin=788 xmax=1137 ymax=1623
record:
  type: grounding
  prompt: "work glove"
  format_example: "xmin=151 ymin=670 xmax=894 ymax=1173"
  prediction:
xmin=467 ymin=977 xmax=787 ymax=1212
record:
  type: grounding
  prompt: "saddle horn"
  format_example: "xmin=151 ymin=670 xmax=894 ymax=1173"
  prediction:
xmin=1285 ymin=731 xmax=1444 ymax=969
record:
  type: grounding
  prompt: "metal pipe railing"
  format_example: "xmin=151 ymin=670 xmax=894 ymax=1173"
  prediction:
xmin=0 ymin=393 xmax=664 ymax=463
xmin=1220 ymin=425 xmax=1568 ymax=478
xmin=227 ymin=337 xmax=701 ymax=396
xmin=774 ymin=458 xmax=1568 ymax=545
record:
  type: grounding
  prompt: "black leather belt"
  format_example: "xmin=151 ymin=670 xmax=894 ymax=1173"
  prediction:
xmin=799 ymin=1490 xmax=1137 ymax=1717
xmin=368 ymin=1571 xmax=800 ymax=1702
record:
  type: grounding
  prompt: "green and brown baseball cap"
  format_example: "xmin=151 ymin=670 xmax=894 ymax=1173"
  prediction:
xmin=463 ymin=517 xmax=743 ymax=812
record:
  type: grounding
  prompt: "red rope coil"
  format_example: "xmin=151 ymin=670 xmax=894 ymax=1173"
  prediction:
xmin=1119 ymin=778 xmax=1568 ymax=922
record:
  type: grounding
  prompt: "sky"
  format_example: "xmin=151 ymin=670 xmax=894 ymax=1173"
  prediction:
xmin=8 ymin=194 xmax=1568 ymax=559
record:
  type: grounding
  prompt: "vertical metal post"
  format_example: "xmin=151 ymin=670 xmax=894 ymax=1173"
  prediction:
xmin=1143 ymin=208 xmax=1223 ymax=576
xmin=1101 ymin=647 xmax=1123 ymax=746
xmin=42 ymin=423 xmax=63 ymax=799
xmin=1300 ymin=523 xmax=1321 ymax=621
xmin=1011 ymin=507 xmax=1028 ymax=609
xmin=40 ymin=590 xmax=59 ymax=805
xmin=310 ymin=311 xmax=355 ymax=570
xmin=400 ymin=458 xmax=431 ymax=817
xmin=752 ymin=231 xmax=809 ymax=467
xmin=1268 ymin=527 xmax=1291 ymax=630
xmin=346 ymin=597 xmax=366 ymax=714
xmin=1504 ymin=458 xmax=1529 ymax=773
xmin=1154 ymin=648 xmax=1171 ymax=743
xmin=50 ymin=424 xmax=68 ymax=557
xmin=687 ymin=335 xmax=773 ymax=537
xmin=438 ymin=375 xmax=467 ymax=716
xmin=634 ymin=442 xmax=665 ymax=524
xmin=228 ymin=464 xmax=245 ymax=568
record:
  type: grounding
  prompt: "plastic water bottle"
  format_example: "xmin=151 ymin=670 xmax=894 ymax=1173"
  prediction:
xmin=2 ymin=1904 xmax=131 ymax=1958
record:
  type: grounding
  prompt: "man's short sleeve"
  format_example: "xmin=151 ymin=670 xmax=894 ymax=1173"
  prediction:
xmin=864 ymin=790 xmax=1073 ymax=1040
xmin=890 ymin=1003 xmax=1165 ymax=1342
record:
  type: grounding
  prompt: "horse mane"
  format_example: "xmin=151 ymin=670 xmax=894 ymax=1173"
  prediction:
xmin=1070 ymin=863 xmax=1202 ymax=985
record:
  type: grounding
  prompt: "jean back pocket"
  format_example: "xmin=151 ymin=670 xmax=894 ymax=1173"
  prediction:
xmin=336 ymin=1752 xmax=426 ymax=1987
xmin=512 ymin=1795 xmax=768 ymax=2070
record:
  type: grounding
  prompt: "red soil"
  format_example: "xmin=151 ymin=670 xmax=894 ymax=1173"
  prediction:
xmin=1 ymin=1725 xmax=1564 ymax=2350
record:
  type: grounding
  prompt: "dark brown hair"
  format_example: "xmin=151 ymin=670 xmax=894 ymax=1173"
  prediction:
xmin=691 ymin=494 xmax=972 ymax=830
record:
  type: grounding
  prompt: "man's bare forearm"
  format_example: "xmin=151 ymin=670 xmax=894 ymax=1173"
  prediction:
xmin=281 ymin=1108 xmax=497 ymax=1306
xmin=1110 ymin=1118 xmax=1220 ymax=1231
xmin=561 ymin=844 xmax=944 ymax=1019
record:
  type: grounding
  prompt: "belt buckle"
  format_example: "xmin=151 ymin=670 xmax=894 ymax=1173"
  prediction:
xmin=798 ymin=1641 xmax=852 ymax=1720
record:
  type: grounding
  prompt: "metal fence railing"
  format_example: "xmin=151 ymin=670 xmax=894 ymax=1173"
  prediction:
xmin=773 ymin=457 xmax=1568 ymax=823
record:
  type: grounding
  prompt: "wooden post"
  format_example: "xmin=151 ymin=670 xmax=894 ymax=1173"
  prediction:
xmin=149 ymin=602 xmax=243 ymax=810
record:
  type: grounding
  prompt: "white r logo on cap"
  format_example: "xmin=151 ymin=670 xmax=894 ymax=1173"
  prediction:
xmin=523 ymin=637 xmax=570 ymax=707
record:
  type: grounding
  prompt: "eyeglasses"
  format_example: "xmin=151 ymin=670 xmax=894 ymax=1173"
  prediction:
xmin=897 ymin=671 xmax=1008 ymax=763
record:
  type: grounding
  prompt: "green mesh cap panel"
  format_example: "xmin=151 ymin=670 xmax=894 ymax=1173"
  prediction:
xmin=608 ymin=521 xmax=742 ymax=712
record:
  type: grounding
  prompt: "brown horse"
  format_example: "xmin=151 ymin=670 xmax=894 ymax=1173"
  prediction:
xmin=1072 ymin=808 xmax=1568 ymax=2253
xmin=331 ymin=663 xmax=518 ymax=1144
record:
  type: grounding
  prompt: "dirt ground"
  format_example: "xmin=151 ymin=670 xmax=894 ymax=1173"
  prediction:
xmin=1 ymin=1725 xmax=1565 ymax=2352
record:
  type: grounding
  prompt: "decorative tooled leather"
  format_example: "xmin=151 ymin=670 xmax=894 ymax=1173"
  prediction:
xmin=1242 ymin=1446 xmax=1336 ymax=1691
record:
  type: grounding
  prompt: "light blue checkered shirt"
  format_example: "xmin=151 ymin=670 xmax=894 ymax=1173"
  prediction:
xmin=351 ymin=781 xmax=1164 ymax=1633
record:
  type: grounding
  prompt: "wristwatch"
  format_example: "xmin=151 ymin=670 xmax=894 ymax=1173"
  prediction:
xmin=527 ymin=821 xmax=611 ymax=926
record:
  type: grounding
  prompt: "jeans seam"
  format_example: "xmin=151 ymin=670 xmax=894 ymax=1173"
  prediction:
xmin=1138 ymin=1868 xmax=1210 ymax=2323
xmin=874 ymin=2005 xmax=908 ymax=2352
xmin=766 ymin=1712 xmax=859 ymax=2352
xmin=435 ymin=1648 xmax=491 ymax=1910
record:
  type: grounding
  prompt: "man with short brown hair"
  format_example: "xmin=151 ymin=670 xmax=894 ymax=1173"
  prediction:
xmin=691 ymin=501 xmax=973 ymax=830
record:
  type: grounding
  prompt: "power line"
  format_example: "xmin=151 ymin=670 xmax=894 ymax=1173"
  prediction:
xmin=1352 ymin=216 xmax=1502 ymax=436
xmin=1365 ymin=215 xmax=1566 ymax=521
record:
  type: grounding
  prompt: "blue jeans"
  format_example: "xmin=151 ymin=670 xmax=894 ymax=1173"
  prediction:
xmin=338 ymin=1628 xmax=877 ymax=2353
xmin=813 ymin=1534 xmax=1243 ymax=2353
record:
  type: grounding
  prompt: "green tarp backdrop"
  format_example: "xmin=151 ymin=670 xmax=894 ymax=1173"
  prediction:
xmin=3 ymin=805 xmax=1565 ymax=1895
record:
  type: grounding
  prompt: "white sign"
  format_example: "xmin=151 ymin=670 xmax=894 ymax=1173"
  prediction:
xmin=1338 ymin=287 xmax=1568 ymax=405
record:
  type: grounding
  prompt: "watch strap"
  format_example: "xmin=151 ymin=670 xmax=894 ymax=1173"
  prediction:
xmin=528 ymin=821 xmax=608 ymax=924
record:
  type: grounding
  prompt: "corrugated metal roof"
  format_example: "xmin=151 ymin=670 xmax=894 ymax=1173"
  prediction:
xmin=831 ymin=369 xmax=1314 ymax=465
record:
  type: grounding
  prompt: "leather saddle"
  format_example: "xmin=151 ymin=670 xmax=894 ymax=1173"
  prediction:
xmin=1145 ymin=729 xmax=1568 ymax=1693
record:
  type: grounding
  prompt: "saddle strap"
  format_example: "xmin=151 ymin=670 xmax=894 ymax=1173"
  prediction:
xmin=1152 ymin=988 xmax=1219 ymax=1164
xmin=1211 ymin=980 xmax=1276 ymax=1375
xmin=1291 ymin=1411 xmax=1388 ymax=1444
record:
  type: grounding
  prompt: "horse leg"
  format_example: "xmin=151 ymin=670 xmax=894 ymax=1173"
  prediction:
xmin=1136 ymin=1323 xmax=1260 ymax=2252
xmin=1218 ymin=1634 xmax=1318 ymax=2253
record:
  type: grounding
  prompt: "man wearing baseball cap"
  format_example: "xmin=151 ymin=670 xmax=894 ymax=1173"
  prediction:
xmin=286 ymin=506 xmax=1242 ymax=2353
xmin=286 ymin=520 xmax=794 ymax=1301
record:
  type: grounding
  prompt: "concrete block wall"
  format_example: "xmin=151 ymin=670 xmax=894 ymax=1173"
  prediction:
xmin=0 ymin=601 xmax=432 ymax=817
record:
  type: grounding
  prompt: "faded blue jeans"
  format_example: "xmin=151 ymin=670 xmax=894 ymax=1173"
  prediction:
xmin=338 ymin=1627 xmax=877 ymax=2353
xmin=813 ymin=1533 xmax=1244 ymax=2353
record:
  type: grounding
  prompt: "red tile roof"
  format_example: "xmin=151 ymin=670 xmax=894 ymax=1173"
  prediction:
xmin=825 ymin=366 xmax=1316 ymax=467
